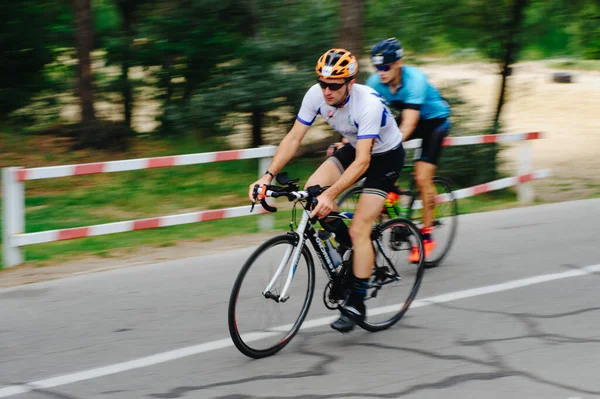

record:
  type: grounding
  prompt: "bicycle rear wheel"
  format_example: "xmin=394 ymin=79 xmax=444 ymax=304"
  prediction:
xmin=408 ymin=177 xmax=458 ymax=268
xmin=337 ymin=186 xmax=384 ymax=224
xmin=361 ymin=218 xmax=425 ymax=332
xmin=228 ymin=234 xmax=315 ymax=358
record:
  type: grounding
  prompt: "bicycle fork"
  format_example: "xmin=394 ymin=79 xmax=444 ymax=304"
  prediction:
xmin=262 ymin=210 xmax=311 ymax=303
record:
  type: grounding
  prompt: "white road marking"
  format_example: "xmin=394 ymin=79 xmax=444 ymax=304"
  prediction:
xmin=1 ymin=263 xmax=599 ymax=398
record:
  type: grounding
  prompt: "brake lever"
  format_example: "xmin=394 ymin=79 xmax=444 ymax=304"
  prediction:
xmin=250 ymin=184 xmax=260 ymax=213
xmin=260 ymin=198 xmax=277 ymax=213
xmin=308 ymin=197 xmax=319 ymax=224
xmin=250 ymin=183 xmax=278 ymax=213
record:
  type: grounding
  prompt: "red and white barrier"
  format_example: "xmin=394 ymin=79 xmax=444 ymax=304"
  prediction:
xmin=15 ymin=146 xmax=277 ymax=181
xmin=12 ymin=205 xmax=270 ymax=247
xmin=2 ymin=133 xmax=550 ymax=268
xmin=411 ymin=169 xmax=552 ymax=209
xmin=401 ymin=131 xmax=543 ymax=149
xmin=2 ymin=146 xmax=277 ymax=267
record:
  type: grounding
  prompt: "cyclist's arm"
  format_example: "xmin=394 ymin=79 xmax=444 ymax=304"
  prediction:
xmin=265 ymin=120 xmax=310 ymax=176
xmin=326 ymin=137 xmax=349 ymax=156
xmin=248 ymin=120 xmax=310 ymax=201
xmin=261 ymin=85 xmax=319 ymax=177
xmin=399 ymin=71 xmax=427 ymax=141
xmin=399 ymin=109 xmax=420 ymax=141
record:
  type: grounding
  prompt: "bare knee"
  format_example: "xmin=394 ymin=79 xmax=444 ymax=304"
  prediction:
xmin=304 ymin=159 xmax=341 ymax=189
xmin=304 ymin=177 xmax=316 ymax=190
xmin=349 ymin=218 xmax=372 ymax=245
xmin=414 ymin=172 xmax=429 ymax=189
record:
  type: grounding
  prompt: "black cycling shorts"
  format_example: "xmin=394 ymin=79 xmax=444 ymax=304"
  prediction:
xmin=409 ymin=118 xmax=451 ymax=166
xmin=329 ymin=143 xmax=405 ymax=198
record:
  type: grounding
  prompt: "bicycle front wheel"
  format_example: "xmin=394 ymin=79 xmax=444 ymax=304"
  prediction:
xmin=228 ymin=234 xmax=315 ymax=358
xmin=408 ymin=177 xmax=458 ymax=268
xmin=361 ymin=218 xmax=425 ymax=332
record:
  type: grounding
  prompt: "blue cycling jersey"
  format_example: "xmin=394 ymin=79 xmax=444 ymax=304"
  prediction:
xmin=366 ymin=66 xmax=450 ymax=120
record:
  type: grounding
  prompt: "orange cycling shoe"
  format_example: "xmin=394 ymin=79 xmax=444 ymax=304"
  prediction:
xmin=409 ymin=239 xmax=436 ymax=263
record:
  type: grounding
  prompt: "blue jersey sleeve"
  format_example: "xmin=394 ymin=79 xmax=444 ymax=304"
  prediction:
xmin=403 ymin=71 xmax=427 ymax=110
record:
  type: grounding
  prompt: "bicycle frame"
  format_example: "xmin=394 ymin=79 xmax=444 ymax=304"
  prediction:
xmin=262 ymin=201 xmax=348 ymax=302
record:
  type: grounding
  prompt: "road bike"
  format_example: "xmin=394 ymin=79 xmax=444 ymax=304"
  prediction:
xmin=337 ymin=162 xmax=458 ymax=268
xmin=228 ymin=172 xmax=425 ymax=358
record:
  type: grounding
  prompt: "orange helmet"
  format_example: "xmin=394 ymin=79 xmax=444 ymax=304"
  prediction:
xmin=315 ymin=48 xmax=358 ymax=79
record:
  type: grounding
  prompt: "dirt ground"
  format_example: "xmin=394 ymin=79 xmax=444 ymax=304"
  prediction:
xmin=422 ymin=60 xmax=600 ymax=202
xmin=1 ymin=60 xmax=598 ymax=287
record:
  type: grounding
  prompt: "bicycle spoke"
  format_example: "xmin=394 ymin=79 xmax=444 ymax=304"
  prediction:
xmin=228 ymin=235 xmax=314 ymax=358
xmin=361 ymin=218 xmax=424 ymax=332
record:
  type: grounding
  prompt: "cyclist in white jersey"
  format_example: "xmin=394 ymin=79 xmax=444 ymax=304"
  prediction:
xmin=248 ymin=48 xmax=405 ymax=333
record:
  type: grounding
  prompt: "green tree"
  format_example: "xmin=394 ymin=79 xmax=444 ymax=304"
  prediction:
xmin=73 ymin=0 xmax=96 ymax=122
xmin=0 ymin=1 xmax=65 ymax=117
xmin=167 ymin=0 xmax=338 ymax=146
xmin=114 ymin=0 xmax=138 ymax=128
xmin=339 ymin=0 xmax=365 ymax=58
xmin=127 ymin=0 xmax=253 ymax=136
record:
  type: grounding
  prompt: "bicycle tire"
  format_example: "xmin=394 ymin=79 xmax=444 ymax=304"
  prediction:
xmin=407 ymin=176 xmax=458 ymax=268
xmin=228 ymin=234 xmax=315 ymax=359
xmin=336 ymin=186 xmax=384 ymax=224
xmin=360 ymin=217 xmax=425 ymax=332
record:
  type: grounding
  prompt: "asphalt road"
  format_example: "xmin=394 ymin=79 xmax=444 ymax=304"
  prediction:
xmin=1 ymin=198 xmax=599 ymax=399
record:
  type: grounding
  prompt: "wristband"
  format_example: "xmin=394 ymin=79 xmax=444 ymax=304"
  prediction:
xmin=265 ymin=171 xmax=275 ymax=178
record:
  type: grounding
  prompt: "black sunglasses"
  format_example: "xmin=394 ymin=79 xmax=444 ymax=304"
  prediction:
xmin=375 ymin=64 xmax=392 ymax=71
xmin=317 ymin=79 xmax=348 ymax=91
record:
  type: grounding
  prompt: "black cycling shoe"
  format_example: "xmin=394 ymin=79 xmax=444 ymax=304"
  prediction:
xmin=330 ymin=314 xmax=356 ymax=333
xmin=331 ymin=300 xmax=366 ymax=333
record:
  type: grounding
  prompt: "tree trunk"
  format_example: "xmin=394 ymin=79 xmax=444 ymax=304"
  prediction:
xmin=248 ymin=1 xmax=263 ymax=148
xmin=492 ymin=0 xmax=529 ymax=133
xmin=116 ymin=0 xmax=136 ymax=128
xmin=164 ymin=55 xmax=175 ymax=103
xmin=251 ymin=108 xmax=263 ymax=147
xmin=73 ymin=0 xmax=95 ymax=122
xmin=121 ymin=60 xmax=132 ymax=128
xmin=337 ymin=0 xmax=365 ymax=59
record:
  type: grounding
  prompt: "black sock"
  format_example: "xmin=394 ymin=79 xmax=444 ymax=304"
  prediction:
xmin=352 ymin=276 xmax=369 ymax=302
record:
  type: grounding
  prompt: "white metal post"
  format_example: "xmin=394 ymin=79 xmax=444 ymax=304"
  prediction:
xmin=517 ymin=140 xmax=534 ymax=204
xmin=2 ymin=168 xmax=25 ymax=267
xmin=258 ymin=152 xmax=274 ymax=232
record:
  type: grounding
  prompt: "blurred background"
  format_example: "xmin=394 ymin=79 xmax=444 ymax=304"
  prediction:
xmin=0 ymin=0 xmax=599 ymax=267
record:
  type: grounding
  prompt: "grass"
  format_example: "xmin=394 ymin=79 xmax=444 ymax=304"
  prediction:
xmin=0 ymin=127 xmax=531 ymax=270
xmin=0 ymin=134 xmax=322 ymax=269
xmin=11 ymin=212 xmax=291 ymax=267
xmin=0 ymin=164 xmax=521 ymax=270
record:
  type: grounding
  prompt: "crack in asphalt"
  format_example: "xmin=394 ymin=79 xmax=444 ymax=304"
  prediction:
xmin=3 ymin=384 xmax=80 ymax=399
xmin=150 ymin=302 xmax=600 ymax=398
xmin=147 ymin=331 xmax=337 ymax=398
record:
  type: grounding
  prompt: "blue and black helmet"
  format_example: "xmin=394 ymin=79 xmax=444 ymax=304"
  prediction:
xmin=370 ymin=38 xmax=404 ymax=65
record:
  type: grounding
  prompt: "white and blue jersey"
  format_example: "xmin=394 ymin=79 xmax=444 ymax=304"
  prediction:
xmin=296 ymin=83 xmax=402 ymax=154
xmin=366 ymin=66 xmax=450 ymax=120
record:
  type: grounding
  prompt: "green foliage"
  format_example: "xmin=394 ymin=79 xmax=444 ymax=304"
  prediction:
xmin=0 ymin=1 xmax=71 ymax=117
xmin=365 ymin=0 xmax=598 ymax=61
xmin=161 ymin=0 xmax=338 ymax=139
xmin=2 ymin=0 xmax=597 ymax=142
xmin=575 ymin=1 xmax=600 ymax=59
xmin=365 ymin=0 xmax=447 ymax=54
